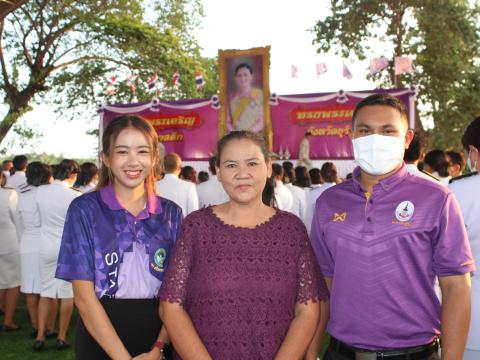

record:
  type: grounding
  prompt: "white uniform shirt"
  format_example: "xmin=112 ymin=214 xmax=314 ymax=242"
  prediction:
xmin=35 ymin=180 xmax=81 ymax=257
xmin=405 ymin=163 xmax=438 ymax=182
xmin=76 ymin=182 xmax=96 ymax=193
xmin=274 ymin=180 xmax=293 ymax=212
xmin=156 ymin=173 xmax=199 ymax=217
xmin=285 ymin=183 xmax=307 ymax=222
xmin=305 ymin=182 xmax=336 ymax=234
xmin=197 ymin=175 xmax=229 ymax=208
xmin=17 ymin=186 xmax=41 ymax=254
xmin=449 ymin=174 xmax=480 ymax=350
xmin=0 ymin=187 xmax=20 ymax=254
xmin=6 ymin=171 xmax=27 ymax=191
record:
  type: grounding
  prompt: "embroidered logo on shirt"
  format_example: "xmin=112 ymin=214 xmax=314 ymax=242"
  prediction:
xmin=333 ymin=212 xmax=347 ymax=222
xmin=395 ymin=201 xmax=415 ymax=222
xmin=151 ymin=248 xmax=166 ymax=272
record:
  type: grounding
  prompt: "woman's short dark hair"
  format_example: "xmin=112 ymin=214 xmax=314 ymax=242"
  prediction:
xmin=235 ymin=63 xmax=253 ymax=76
xmin=461 ymin=116 xmax=480 ymax=151
xmin=26 ymin=162 xmax=52 ymax=187
xmin=215 ymin=130 xmax=274 ymax=207
xmin=75 ymin=162 xmax=98 ymax=187
xmin=54 ymin=159 xmax=80 ymax=181
xmin=424 ymin=150 xmax=450 ymax=177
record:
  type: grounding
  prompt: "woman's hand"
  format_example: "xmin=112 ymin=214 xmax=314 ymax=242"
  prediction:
xmin=132 ymin=348 xmax=164 ymax=360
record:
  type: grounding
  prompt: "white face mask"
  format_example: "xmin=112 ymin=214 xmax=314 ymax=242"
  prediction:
xmin=352 ymin=134 xmax=405 ymax=176
xmin=467 ymin=149 xmax=478 ymax=172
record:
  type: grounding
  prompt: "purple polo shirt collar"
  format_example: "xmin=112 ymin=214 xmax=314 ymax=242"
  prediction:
xmin=99 ymin=183 xmax=162 ymax=219
xmin=352 ymin=162 xmax=407 ymax=193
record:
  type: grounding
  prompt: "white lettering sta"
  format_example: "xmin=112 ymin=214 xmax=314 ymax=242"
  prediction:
xmin=105 ymin=252 xmax=118 ymax=266
xmin=105 ymin=252 xmax=119 ymax=289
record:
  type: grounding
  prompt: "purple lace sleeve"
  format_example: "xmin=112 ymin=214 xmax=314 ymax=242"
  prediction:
xmin=296 ymin=237 xmax=330 ymax=304
xmin=158 ymin=217 xmax=194 ymax=305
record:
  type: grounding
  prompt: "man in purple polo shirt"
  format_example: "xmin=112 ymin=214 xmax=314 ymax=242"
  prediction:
xmin=307 ymin=94 xmax=474 ymax=360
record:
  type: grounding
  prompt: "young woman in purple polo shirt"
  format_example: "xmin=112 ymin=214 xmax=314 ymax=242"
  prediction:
xmin=56 ymin=116 xmax=182 ymax=359
xmin=159 ymin=130 xmax=328 ymax=359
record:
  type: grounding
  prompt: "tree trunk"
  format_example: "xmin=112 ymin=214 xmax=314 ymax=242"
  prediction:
xmin=0 ymin=103 xmax=33 ymax=144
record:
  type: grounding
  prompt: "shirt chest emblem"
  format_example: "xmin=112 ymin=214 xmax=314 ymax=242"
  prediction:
xmin=395 ymin=201 xmax=415 ymax=222
xmin=333 ymin=212 xmax=347 ymax=222
xmin=151 ymin=247 xmax=167 ymax=272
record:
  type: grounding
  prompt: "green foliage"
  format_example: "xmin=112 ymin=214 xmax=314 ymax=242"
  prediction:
xmin=0 ymin=0 xmax=218 ymax=144
xmin=312 ymin=0 xmax=480 ymax=149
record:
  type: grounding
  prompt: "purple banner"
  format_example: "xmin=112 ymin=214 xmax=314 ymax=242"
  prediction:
xmin=99 ymin=99 xmax=218 ymax=161
xmin=98 ymin=88 xmax=416 ymax=160
xmin=271 ymin=88 xmax=416 ymax=159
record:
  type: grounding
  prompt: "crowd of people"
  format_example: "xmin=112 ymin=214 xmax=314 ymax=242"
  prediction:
xmin=0 ymin=93 xmax=478 ymax=360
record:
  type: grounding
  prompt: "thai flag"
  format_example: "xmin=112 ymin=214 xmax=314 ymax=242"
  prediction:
xmin=146 ymin=74 xmax=160 ymax=92
xmin=195 ymin=72 xmax=205 ymax=89
xmin=172 ymin=71 xmax=180 ymax=89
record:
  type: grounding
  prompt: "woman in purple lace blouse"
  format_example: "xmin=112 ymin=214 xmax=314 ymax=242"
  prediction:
xmin=159 ymin=131 xmax=329 ymax=359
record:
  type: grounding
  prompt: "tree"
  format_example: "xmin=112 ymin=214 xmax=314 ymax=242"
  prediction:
xmin=0 ymin=0 xmax=218 ymax=145
xmin=312 ymin=0 xmax=480 ymax=149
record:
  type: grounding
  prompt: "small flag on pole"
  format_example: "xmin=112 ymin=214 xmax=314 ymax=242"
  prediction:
xmin=395 ymin=56 xmax=414 ymax=75
xmin=172 ymin=71 xmax=180 ymax=89
xmin=291 ymin=64 xmax=298 ymax=79
xmin=195 ymin=72 xmax=205 ymax=89
xmin=105 ymin=75 xmax=117 ymax=95
xmin=126 ymin=74 xmax=138 ymax=93
xmin=370 ymin=57 xmax=389 ymax=75
xmin=146 ymin=74 xmax=160 ymax=92
xmin=316 ymin=63 xmax=328 ymax=77
xmin=343 ymin=62 xmax=353 ymax=79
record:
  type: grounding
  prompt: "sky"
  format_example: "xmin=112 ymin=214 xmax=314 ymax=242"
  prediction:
xmin=3 ymin=0 xmax=378 ymax=159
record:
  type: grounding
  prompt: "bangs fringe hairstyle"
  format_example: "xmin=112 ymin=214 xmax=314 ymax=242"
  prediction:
xmin=98 ymin=115 xmax=159 ymax=196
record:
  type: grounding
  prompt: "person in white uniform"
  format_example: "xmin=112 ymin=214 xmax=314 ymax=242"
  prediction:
xmin=424 ymin=149 xmax=451 ymax=185
xmin=33 ymin=159 xmax=81 ymax=351
xmin=285 ymin=166 xmax=309 ymax=223
xmin=197 ymin=157 xmax=229 ymax=207
xmin=156 ymin=153 xmax=199 ymax=216
xmin=271 ymin=163 xmax=293 ymax=212
xmin=6 ymin=154 xmax=28 ymax=190
xmin=305 ymin=162 xmax=338 ymax=234
xmin=448 ymin=117 xmax=480 ymax=360
xmin=2 ymin=159 xmax=13 ymax=178
xmin=17 ymin=162 xmax=52 ymax=337
xmin=403 ymin=132 xmax=439 ymax=182
xmin=0 ymin=173 xmax=21 ymax=332
xmin=74 ymin=162 xmax=98 ymax=193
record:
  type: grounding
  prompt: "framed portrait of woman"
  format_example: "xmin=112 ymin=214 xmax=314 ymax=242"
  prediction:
xmin=218 ymin=46 xmax=272 ymax=149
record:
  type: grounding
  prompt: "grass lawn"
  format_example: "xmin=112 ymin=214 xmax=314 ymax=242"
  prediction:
xmin=0 ymin=295 xmax=76 ymax=360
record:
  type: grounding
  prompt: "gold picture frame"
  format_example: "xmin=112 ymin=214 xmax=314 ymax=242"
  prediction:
xmin=218 ymin=46 xmax=272 ymax=149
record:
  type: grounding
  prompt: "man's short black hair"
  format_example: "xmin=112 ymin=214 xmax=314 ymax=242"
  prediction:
xmin=446 ymin=150 xmax=465 ymax=168
xmin=352 ymin=94 xmax=409 ymax=127
xmin=12 ymin=155 xmax=28 ymax=171
xmin=461 ymin=116 xmax=480 ymax=151
xmin=404 ymin=132 xmax=429 ymax=162
xmin=272 ymin=163 xmax=283 ymax=178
